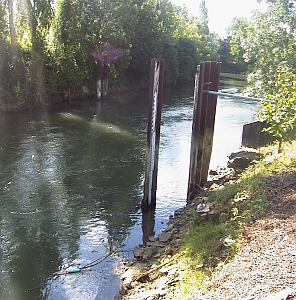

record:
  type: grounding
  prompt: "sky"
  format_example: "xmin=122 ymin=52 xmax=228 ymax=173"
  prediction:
xmin=171 ymin=0 xmax=268 ymax=37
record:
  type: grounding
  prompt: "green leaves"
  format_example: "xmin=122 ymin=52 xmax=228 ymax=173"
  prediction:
xmin=225 ymin=17 xmax=249 ymax=73
xmin=1 ymin=0 xmax=221 ymax=106
xmin=226 ymin=1 xmax=296 ymax=150
xmin=258 ymin=67 xmax=296 ymax=149
xmin=245 ymin=1 xmax=296 ymax=97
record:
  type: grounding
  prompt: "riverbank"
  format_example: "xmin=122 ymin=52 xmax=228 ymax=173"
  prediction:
xmin=0 ymin=84 xmax=141 ymax=113
xmin=115 ymin=141 xmax=296 ymax=300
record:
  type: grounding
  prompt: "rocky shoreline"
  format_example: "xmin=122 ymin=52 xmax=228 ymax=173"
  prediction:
xmin=115 ymin=147 xmax=262 ymax=299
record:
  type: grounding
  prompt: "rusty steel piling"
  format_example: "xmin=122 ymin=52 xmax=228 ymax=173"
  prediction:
xmin=187 ymin=61 xmax=221 ymax=200
xmin=142 ymin=59 xmax=165 ymax=210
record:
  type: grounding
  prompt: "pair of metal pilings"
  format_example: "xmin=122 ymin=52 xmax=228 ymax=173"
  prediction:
xmin=187 ymin=61 xmax=221 ymax=200
xmin=142 ymin=60 xmax=221 ymax=210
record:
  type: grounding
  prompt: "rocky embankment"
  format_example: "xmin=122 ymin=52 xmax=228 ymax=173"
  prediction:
xmin=115 ymin=148 xmax=262 ymax=300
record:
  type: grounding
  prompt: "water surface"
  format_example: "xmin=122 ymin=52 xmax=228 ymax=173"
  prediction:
xmin=0 ymin=84 xmax=261 ymax=299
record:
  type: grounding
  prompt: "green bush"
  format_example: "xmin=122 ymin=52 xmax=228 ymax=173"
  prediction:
xmin=258 ymin=67 xmax=296 ymax=151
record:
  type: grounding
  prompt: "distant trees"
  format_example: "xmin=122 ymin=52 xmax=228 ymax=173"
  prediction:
xmin=2 ymin=0 xmax=295 ymax=113
xmin=0 ymin=0 xmax=220 ymax=110
xmin=226 ymin=0 xmax=296 ymax=97
xmin=126 ymin=0 xmax=163 ymax=85
xmin=222 ymin=18 xmax=249 ymax=74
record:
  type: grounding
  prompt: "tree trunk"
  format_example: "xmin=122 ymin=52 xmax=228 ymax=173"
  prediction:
xmin=8 ymin=0 xmax=17 ymax=60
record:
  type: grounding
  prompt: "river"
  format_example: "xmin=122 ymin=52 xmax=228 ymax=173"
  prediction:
xmin=0 ymin=83 xmax=261 ymax=299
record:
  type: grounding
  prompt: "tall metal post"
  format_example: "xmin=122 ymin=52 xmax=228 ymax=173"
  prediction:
xmin=187 ymin=61 xmax=221 ymax=200
xmin=142 ymin=59 xmax=165 ymax=210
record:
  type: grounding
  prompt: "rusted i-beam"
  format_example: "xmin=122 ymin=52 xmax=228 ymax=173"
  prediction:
xmin=187 ymin=61 xmax=221 ymax=200
xmin=142 ymin=59 xmax=165 ymax=210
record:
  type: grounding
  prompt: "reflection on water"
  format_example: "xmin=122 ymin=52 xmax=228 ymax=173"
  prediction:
xmin=0 ymin=84 xmax=261 ymax=299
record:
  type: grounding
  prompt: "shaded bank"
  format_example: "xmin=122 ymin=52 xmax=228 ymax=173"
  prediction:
xmin=0 ymin=84 xmax=138 ymax=113
xmin=0 ymin=72 xmax=247 ymax=113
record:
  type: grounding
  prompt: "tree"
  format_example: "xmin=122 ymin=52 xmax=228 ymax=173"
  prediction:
xmin=196 ymin=0 xmax=209 ymax=35
xmin=52 ymin=0 xmax=136 ymax=93
xmin=158 ymin=0 xmax=179 ymax=85
xmin=226 ymin=17 xmax=249 ymax=73
xmin=126 ymin=0 xmax=163 ymax=85
xmin=177 ymin=38 xmax=197 ymax=83
xmin=0 ymin=1 xmax=8 ymax=100
xmin=53 ymin=0 xmax=100 ymax=91
xmin=171 ymin=0 xmax=218 ymax=83
xmin=8 ymin=0 xmax=16 ymax=59
xmin=258 ymin=67 xmax=296 ymax=151
xmin=25 ymin=0 xmax=54 ymax=103
xmin=243 ymin=0 xmax=296 ymax=97
xmin=1 ymin=0 xmax=222 ymax=110
xmin=195 ymin=0 xmax=219 ymax=63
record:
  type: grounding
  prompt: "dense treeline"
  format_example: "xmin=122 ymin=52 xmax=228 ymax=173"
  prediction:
xmin=0 ymin=0 xmax=220 ymax=110
xmin=1 ymin=0 xmax=296 ymax=138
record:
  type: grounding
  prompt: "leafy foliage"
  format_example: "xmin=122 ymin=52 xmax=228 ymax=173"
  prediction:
xmin=225 ymin=0 xmax=296 ymax=149
xmin=0 ymin=0 xmax=220 ymax=109
xmin=225 ymin=17 xmax=249 ymax=73
xmin=258 ymin=67 xmax=296 ymax=150
xmin=228 ymin=0 xmax=296 ymax=97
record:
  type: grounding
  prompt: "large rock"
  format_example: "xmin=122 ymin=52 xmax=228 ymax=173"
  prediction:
xmin=158 ymin=231 xmax=173 ymax=243
xmin=133 ymin=246 xmax=145 ymax=259
xmin=228 ymin=148 xmax=261 ymax=170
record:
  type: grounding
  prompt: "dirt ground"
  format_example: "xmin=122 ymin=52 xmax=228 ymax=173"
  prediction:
xmin=199 ymin=168 xmax=296 ymax=300
xmin=116 ymin=167 xmax=296 ymax=300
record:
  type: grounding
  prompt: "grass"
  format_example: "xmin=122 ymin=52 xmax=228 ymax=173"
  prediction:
xmin=172 ymin=140 xmax=296 ymax=298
